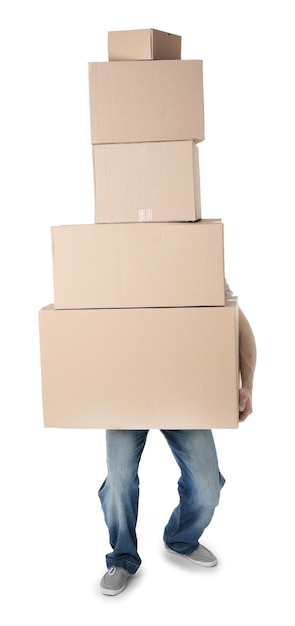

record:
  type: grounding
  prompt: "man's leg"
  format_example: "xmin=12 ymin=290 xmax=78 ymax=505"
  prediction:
xmin=162 ymin=429 xmax=225 ymax=557
xmin=99 ymin=429 xmax=149 ymax=575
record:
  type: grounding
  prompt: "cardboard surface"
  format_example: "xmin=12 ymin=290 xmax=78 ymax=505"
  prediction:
xmin=108 ymin=28 xmax=181 ymax=60
xmin=51 ymin=221 xmax=225 ymax=309
xmin=88 ymin=60 xmax=204 ymax=144
xmin=93 ymin=140 xmax=201 ymax=223
xmin=39 ymin=300 xmax=239 ymax=429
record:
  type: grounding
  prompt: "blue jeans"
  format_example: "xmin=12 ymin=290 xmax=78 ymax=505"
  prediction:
xmin=98 ymin=429 xmax=225 ymax=574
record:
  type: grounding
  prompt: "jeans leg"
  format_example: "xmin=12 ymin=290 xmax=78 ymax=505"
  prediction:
xmin=162 ymin=430 xmax=225 ymax=554
xmin=98 ymin=429 xmax=149 ymax=574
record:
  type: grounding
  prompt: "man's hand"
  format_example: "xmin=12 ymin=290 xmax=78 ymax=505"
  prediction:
xmin=239 ymin=387 xmax=253 ymax=422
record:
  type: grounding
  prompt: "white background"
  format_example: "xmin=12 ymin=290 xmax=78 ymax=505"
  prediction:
xmin=0 ymin=0 xmax=294 ymax=623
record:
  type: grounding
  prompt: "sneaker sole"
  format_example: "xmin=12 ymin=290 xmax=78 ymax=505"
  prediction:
xmin=100 ymin=584 xmax=128 ymax=596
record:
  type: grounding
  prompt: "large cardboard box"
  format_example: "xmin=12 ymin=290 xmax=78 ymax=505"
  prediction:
xmin=39 ymin=300 xmax=239 ymax=429
xmin=93 ymin=140 xmax=201 ymax=223
xmin=108 ymin=28 xmax=181 ymax=60
xmin=51 ymin=221 xmax=225 ymax=309
xmin=88 ymin=60 xmax=204 ymax=144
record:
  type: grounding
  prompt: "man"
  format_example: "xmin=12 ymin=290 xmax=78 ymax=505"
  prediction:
xmin=98 ymin=284 xmax=256 ymax=596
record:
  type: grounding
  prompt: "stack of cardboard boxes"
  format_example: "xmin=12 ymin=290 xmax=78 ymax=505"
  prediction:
xmin=39 ymin=28 xmax=239 ymax=430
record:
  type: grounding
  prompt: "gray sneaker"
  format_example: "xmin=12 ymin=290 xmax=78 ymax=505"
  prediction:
xmin=165 ymin=543 xmax=218 ymax=567
xmin=100 ymin=566 xmax=132 ymax=596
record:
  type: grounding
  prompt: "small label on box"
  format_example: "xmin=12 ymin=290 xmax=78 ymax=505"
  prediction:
xmin=139 ymin=209 xmax=153 ymax=222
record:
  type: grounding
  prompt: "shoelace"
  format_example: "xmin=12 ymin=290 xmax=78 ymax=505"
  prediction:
xmin=108 ymin=566 xmax=117 ymax=576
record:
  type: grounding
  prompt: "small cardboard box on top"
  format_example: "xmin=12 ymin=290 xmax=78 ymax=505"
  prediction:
xmin=88 ymin=60 xmax=204 ymax=144
xmin=108 ymin=28 xmax=181 ymax=61
xmin=51 ymin=220 xmax=225 ymax=309
xmin=93 ymin=140 xmax=201 ymax=223
xmin=39 ymin=299 xmax=240 ymax=430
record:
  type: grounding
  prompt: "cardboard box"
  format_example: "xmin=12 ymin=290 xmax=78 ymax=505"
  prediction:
xmin=93 ymin=140 xmax=201 ymax=223
xmin=39 ymin=300 xmax=239 ymax=429
xmin=88 ymin=60 xmax=204 ymax=144
xmin=51 ymin=221 xmax=225 ymax=309
xmin=108 ymin=28 xmax=181 ymax=60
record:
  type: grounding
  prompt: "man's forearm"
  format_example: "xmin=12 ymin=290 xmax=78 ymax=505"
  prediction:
xmin=239 ymin=308 xmax=257 ymax=390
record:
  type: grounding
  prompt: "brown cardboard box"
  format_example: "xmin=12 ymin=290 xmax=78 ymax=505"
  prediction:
xmin=88 ymin=60 xmax=204 ymax=144
xmin=93 ymin=140 xmax=201 ymax=223
xmin=51 ymin=221 xmax=225 ymax=309
xmin=108 ymin=28 xmax=181 ymax=60
xmin=39 ymin=300 xmax=239 ymax=429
